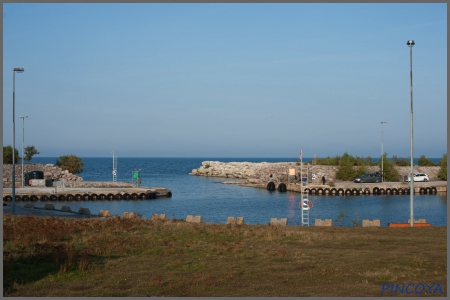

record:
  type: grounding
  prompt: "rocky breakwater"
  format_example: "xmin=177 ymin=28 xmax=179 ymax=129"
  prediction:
xmin=3 ymin=163 xmax=135 ymax=188
xmin=189 ymin=161 xmax=443 ymax=189
xmin=189 ymin=161 xmax=338 ymax=188
xmin=3 ymin=163 xmax=82 ymax=187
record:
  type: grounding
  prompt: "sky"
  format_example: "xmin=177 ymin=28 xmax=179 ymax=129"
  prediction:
xmin=2 ymin=3 xmax=447 ymax=158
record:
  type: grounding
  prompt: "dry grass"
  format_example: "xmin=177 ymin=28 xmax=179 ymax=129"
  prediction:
xmin=3 ymin=215 xmax=447 ymax=297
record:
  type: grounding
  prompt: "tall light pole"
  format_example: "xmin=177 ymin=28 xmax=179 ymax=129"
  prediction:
xmin=380 ymin=121 xmax=388 ymax=182
xmin=407 ymin=40 xmax=415 ymax=227
xmin=19 ymin=116 xmax=28 ymax=188
xmin=12 ymin=67 xmax=25 ymax=215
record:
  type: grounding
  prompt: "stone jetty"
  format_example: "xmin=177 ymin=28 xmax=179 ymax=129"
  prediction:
xmin=3 ymin=163 xmax=136 ymax=188
xmin=189 ymin=161 xmax=443 ymax=189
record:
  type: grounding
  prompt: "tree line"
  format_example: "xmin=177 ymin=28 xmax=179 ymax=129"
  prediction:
xmin=299 ymin=152 xmax=447 ymax=181
xmin=3 ymin=145 xmax=84 ymax=174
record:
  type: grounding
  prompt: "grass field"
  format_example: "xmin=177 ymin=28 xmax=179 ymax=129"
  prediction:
xmin=3 ymin=215 xmax=447 ymax=297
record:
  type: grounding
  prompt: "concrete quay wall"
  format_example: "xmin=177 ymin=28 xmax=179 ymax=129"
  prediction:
xmin=285 ymin=183 xmax=446 ymax=195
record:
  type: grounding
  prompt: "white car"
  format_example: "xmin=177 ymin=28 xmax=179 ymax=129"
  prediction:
xmin=406 ymin=173 xmax=429 ymax=182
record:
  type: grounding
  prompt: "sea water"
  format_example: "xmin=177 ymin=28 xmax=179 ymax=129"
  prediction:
xmin=28 ymin=157 xmax=447 ymax=226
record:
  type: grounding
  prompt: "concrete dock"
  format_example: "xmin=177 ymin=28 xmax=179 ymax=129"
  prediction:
xmin=283 ymin=181 xmax=446 ymax=195
xmin=2 ymin=186 xmax=172 ymax=202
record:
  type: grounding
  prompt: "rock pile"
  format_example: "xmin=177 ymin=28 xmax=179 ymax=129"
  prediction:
xmin=3 ymin=163 xmax=82 ymax=187
xmin=3 ymin=163 xmax=136 ymax=188
xmin=189 ymin=161 xmax=442 ymax=187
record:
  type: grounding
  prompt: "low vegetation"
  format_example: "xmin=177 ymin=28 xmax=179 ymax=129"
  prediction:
xmin=298 ymin=152 xmax=446 ymax=182
xmin=3 ymin=216 xmax=446 ymax=297
xmin=438 ymin=154 xmax=447 ymax=181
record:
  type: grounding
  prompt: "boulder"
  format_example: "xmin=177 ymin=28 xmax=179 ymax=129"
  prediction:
xmin=78 ymin=207 xmax=90 ymax=215
xmin=44 ymin=203 xmax=55 ymax=210
xmin=61 ymin=205 xmax=72 ymax=212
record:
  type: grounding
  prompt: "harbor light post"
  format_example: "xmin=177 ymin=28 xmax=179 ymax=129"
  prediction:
xmin=12 ymin=67 xmax=25 ymax=215
xmin=380 ymin=121 xmax=387 ymax=182
xmin=19 ymin=116 xmax=28 ymax=188
xmin=407 ymin=40 xmax=415 ymax=227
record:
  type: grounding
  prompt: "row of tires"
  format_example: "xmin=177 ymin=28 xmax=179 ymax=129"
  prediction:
xmin=3 ymin=192 xmax=164 ymax=202
xmin=266 ymin=182 xmax=437 ymax=195
xmin=306 ymin=186 xmax=437 ymax=195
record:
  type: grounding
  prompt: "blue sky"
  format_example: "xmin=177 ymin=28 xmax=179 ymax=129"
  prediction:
xmin=3 ymin=3 xmax=447 ymax=158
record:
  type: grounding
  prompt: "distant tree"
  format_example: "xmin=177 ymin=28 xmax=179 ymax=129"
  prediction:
xmin=56 ymin=154 xmax=84 ymax=174
xmin=365 ymin=156 xmax=375 ymax=166
xmin=438 ymin=154 xmax=447 ymax=181
xmin=3 ymin=145 xmax=20 ymax=164
xmin=392 ymin=155 xmax=410 ymax=166
xmin=417 ymin=155 xmax=435 ymax=166
xmin=315 ymin=156 xmax=340 ymax=166
xmin=23 ymin=145 xmax=40 ymax=162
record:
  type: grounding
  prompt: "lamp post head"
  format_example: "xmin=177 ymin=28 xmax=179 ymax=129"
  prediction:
xmin=13 ymin=68 xmax=24 ymax=72
xmin=407 ymin=40 xmax=415 ymax=47
xmin=19 ymin=115 xmax=28 ymax=119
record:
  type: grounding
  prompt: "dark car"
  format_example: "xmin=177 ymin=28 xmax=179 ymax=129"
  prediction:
xmin=354 ymin=173 xmax=382 ymax=183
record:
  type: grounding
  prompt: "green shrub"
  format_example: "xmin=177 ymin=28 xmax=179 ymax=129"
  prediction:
xmin=392 ymin=155 xmax=410 ymax=166
xmin=438 ymin=154 xmax=447 ymax=181
xmin=379 ymin=154 xmax=400 ymax=182
xmin=418 ymin=155 xmax=435 ymax=166
xmin=56 ymin=155 xmax=84 ymax=174
xmin=335 ymin=153 xmax=356 ymax=181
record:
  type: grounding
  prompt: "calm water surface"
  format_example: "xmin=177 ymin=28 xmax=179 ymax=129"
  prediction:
xmin=29 ymin=157 xmax=447 ymax=226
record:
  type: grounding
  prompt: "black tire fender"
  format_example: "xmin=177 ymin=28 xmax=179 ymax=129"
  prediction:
xmin=372 ymin=187 xmax=380 ymax=195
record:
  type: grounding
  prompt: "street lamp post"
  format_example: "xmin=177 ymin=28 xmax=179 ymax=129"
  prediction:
xmin=380 ymin=121 xmax=388 ymax=182
xmin=12 ymin=67 xmax=25 ymax=215
xmin=19 ymin=116 xmax=28 ymax=188
xmin=407 ymin=40 xmax=415 ymax=227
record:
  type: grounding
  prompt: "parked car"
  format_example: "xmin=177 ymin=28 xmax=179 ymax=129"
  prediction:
xmin=406 ymin=173 xmax=429 ymax=182
xmin=354 ymin=173 xmax=382 ymax=183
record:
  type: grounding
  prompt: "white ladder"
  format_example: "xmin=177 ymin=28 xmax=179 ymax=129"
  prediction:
xmin=300 ymin=163 xmax=310 ymax=226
